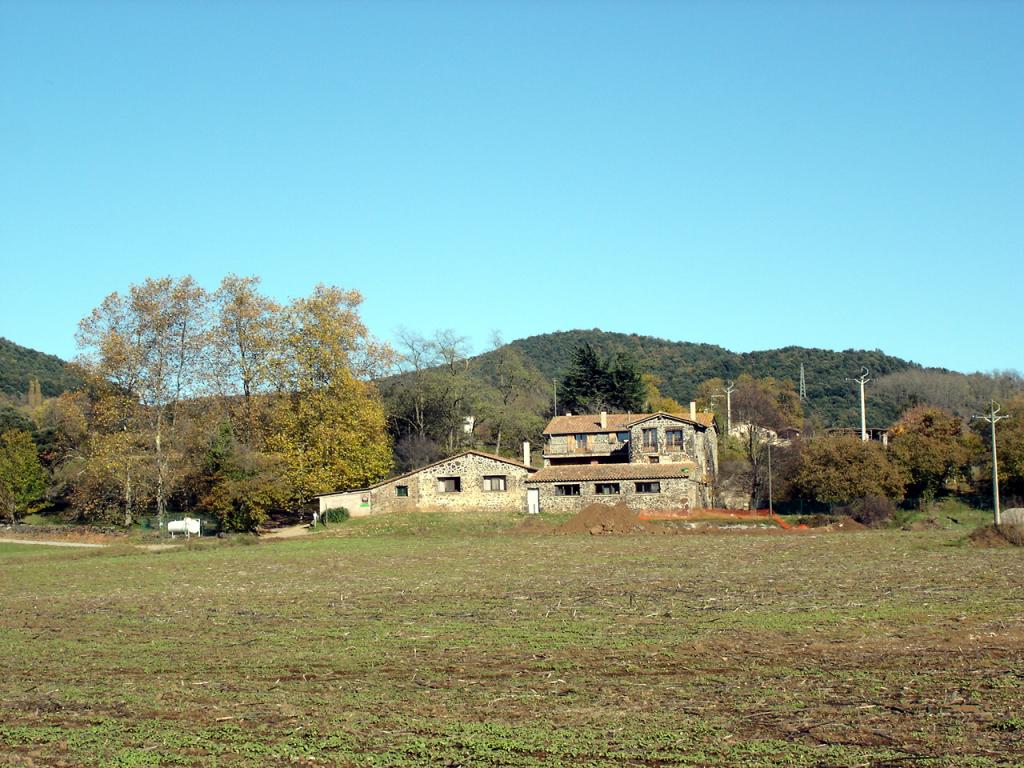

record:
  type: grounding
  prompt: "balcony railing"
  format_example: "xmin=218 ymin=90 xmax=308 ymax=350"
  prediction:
xmin=544 ymin=440 xmax=629 ymax=456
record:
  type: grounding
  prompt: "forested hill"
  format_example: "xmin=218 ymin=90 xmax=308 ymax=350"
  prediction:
xmin=0 ymin=337 xmax=84 ymax=399
xmin=496 ymin=329 xmax=927 ymax=428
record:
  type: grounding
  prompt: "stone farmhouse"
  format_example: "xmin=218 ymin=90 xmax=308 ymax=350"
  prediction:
xmin=527 ymin=406 xmax=718 ymax=514
xmin=316 ymin=406 xmax=718 ymax=516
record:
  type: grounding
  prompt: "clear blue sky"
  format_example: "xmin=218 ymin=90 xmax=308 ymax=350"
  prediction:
xmin=2 ymin=0 xmax=1021 ymax=374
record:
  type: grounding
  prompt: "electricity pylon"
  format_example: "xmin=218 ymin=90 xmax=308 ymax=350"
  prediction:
xmin=722 ymin=380 xmax=736 ymax=436
xmin=972 ymin=400 xmax=1011 ymax=526
xmin=845 ymin=367 xmax=871 ymax=441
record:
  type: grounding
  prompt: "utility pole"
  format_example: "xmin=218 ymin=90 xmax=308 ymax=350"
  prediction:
xmin=553 ymin=379 xmax=558 ymax=417
xmin=799 ymin=363 xmax=808 ymax=403
xmin=723 ymin=380 xmax=736 ymax=436
xmin=767 ymin=439 xmax=773 ymax=515
xmin=972 ymin=400 xmax=1011 ymax=526
xmin=846 ymin=367 xmax=871 ymax=441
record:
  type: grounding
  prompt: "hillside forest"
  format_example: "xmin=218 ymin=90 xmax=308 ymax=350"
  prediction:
xmin=1 ymin=276 xmax=1022 ymax=530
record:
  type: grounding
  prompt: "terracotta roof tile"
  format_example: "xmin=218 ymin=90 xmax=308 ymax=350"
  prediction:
xmin=529 ymin=462 xmax=697 ymax=483
xmin=543 ymin=411 xmax=715 ymax=435
xmin=314 ymin=449 xmax=535 ymax=496
xmin=627 ymin=411 xmax=716 ymax=429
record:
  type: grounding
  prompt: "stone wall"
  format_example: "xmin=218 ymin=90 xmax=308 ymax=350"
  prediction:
xmin=366 ymin=475 xmax=421 ymax=516
xmin=328 ymin=453 xmax=534 ymax=515
xmin=530 ymin=477 xmax=703 ymax=514
xmin=701 ymin=427 xmax=718 ymax=486
xmin=628 ymin=416 xmax=717 ymax=481
xmin=411 ymin=453 xmax=532 ymax=511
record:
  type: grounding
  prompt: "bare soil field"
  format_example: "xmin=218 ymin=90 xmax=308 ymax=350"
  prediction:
xmin=1 ymin=513 xmax=1022 ymax=767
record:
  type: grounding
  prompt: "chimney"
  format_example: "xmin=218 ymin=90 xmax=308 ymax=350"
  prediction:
xmin=565 ymin=411 xmax=571 ymax=417
xmin=690 ymin=401 xmax=697 ymax=421
xmin=600 ymin=411 xmax=607 ymax=429
xmin=522 ymin=441 xmax=531 ymax=467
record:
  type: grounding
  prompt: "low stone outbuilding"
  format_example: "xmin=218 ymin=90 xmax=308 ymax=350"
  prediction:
xmin=316 ymin=450 xmax=537 ymax=517
xmin=527 ymin=462 xmax=710 ymax=513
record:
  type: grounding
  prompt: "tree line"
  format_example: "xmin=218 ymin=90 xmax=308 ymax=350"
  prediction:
xmin=698 ymin=373 xmax=1024 ymax=518
xmin=1 ymin=277 xmax=1022 ymax=529
xmin=2 ymin=276 xmax=391 ymax=530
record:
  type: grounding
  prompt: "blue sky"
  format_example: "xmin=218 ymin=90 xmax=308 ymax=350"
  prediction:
xmin=1 ymin=0 xmax=1021 ymax=374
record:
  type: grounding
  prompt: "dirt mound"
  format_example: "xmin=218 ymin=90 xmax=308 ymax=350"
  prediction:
xmin=555 ymin=502 xmax=658 ymax=535
xmin=970 ymin=524 xmax=1024 ymax=548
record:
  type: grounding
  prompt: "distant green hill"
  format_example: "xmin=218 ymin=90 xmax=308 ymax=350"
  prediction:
xmin=0 ymin=337 xmax=84 ymax=399
xmin=478 ymin=329 xmax=928 ymax=429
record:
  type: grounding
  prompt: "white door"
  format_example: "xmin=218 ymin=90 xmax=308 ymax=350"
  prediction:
xmin=527 ymin=488 xmax=540 ymax=515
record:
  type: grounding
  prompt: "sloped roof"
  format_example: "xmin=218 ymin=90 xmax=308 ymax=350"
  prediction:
xmin=626 ymin=411 xmax=716 ymax=429
xmin=315 ymin=449 xmax=536 ymax=497
xmin=543 ymin=411 xmax=715 ymax=435
xmin=529 ymin=462 xmax=697 ymax=483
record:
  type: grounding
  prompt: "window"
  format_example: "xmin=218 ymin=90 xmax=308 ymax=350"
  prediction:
xmin=635 ymin=481 xmax=661 ymax=494
xmin=437 ymin=476 xmax=461 ymax=493
xmin=642 ymin=428 xmax=658 ymax=449
xmin=396 ymin=485 xmax=409 ymax=497
xmin=554 ymin=484 xmax=581 ymax=496
xmin=666 ymin=429 xmax=684 ymax=448
xmin=573 ymin=433 xmax=590 ymax=452
xmin=595 ymin=482 xmax=620 ymax=495
xmin=648 ymin=456 xmax=660 ymax=464
xmin=616 ymin=431 xmax=630 ymax=443
xmin=483 ymin=475 xmax=507 ymax=492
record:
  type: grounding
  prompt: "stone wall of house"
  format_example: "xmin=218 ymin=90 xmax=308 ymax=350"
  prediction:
xmin=414 ymin=453 xmax=532 ymax=510
xmin=628 ymin=417 xmax=718 ymax=480
xmin=702 ymin=427 xmax=718 ymax=486
xmin=367 ymin=453 xmax=532 ymax=513
xmin=529 ymin=477 xmax=704 ymax=514
xmin=322 ymin=454 xmax=533 ymax=516
xmin=367 ymin=475 xmax=422 ymax=515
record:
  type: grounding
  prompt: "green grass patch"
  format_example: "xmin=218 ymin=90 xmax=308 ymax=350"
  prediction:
xmin=1 ymin=516 xmax=1022 ymax=766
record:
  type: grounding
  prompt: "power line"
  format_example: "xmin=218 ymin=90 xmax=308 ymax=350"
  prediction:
xmin=722 ymin=380 xmax=736 ymax=436
xmin=972 ymin=400 xmax=1012 ymax=526
xmin=845 ymin=367 xmax=871 ymax=441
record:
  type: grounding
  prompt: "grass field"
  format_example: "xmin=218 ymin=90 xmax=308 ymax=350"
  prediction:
xmin=1 ymin=511 xmax=1023 ymax=767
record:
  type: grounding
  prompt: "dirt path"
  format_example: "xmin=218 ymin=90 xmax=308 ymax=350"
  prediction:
xmin=0 ymin=537 xmax=106 ymax=548
xmin=261 ymin=524 xmax=314 ymax=540
xmin=2 ymin=526 xmax=316 ymax=550
xmin=0 ymin=537 xmax=181 ymax=552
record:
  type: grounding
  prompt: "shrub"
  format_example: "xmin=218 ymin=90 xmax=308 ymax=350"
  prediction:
xmin=793 ymin=435 xmax=907 ymax=504
xmin=323 ymin=506 xmax=349 ymax=524
xmin=849 ymin=496 xmax=896 ymax=527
